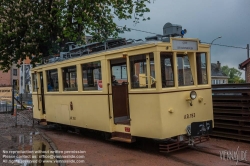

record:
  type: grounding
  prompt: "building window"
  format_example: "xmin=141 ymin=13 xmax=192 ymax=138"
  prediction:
xmin=62 ymin=66 xmax=78 ymax=91
xmin=46 ymin=69 xmax=59 ymax=92
xmin=13 ymin=69 xmax=17 ymax=76
xmin=82 ymin=61 xmax=102 ymax=91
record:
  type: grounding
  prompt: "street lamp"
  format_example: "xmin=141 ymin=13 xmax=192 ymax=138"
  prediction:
xmin=211 ymin=36 xmax=222 ymax=45
xmin=210 ymin=36 xmax=222 ymax=64
xmin=210 ymin=36 xmax=222 ymax=85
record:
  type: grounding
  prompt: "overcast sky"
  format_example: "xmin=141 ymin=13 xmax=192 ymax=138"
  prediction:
xmin=115 ymin=0 xmax=250 ymax=77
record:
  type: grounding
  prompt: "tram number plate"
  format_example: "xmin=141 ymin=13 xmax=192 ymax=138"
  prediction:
xmin=191 ymin=120 xmax=212 ymax=136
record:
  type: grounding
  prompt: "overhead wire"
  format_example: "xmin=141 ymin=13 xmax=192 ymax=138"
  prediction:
xmin=117 ymin=25 xmax=250 ymax=51
xmin=201 ymin=42 xmax=247 ymax=50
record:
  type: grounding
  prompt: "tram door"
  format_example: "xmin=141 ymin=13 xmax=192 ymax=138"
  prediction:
xmin=111 ymin=59 xmax=130 ymax=125
xmin=38 ymin=72 xmax=46 ymax=114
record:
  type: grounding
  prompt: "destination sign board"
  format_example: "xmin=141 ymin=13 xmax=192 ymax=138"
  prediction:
xmin=172 ymin=40 xmax=198 ymax=50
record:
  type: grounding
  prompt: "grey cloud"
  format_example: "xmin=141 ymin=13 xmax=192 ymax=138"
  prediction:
xmin=115 ymin=0 xmax=250 ymax=76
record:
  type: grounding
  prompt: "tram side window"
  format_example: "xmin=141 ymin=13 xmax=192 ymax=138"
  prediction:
xmin=160 ymin=53 xmax=175 ymax=88
xmin=177 ymin=55 xmax=194 ymax=86
xmin=129 ymin=53 xmax=155 ymax=89
xmin=32 ymin=73 xmax=37 ymax=92
xmin=62 ymin=66 xmax=78 ymax=91
xmin=82 ymin=61 xmax=102 ymax=91
xmin=46 ymin=69 xmax=59 ymax=92
xmin=196 ymin=53 xmax=208 ymax=84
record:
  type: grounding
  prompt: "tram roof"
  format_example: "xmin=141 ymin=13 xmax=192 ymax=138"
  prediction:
xmin=33 ymin=37 xmax=208 ymax=69
xmin=36 ymin=40 xmax=162 ymax=67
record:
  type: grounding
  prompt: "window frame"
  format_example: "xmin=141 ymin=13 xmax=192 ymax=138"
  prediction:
xmin=81 ymin=61 xmax=102 ymax=91
xmin=176 ymin=54 xmax=194 ymax=87
xmin=46 ymin=69 xmax=59 ymax=92
xmin=32 ymin=73 xmax=37 ymax=92
xmin=160 ymin=52 xmax=175 ymax=88
xmin=196 ymin=52 xmax=208 ymax=85
xmin=62 ymin=65 xmax=78 ymax=91
xmin=13 ymin=69 xmax=17 ymax=76
xmin=129 ymin=53 xmax=156 ymax=89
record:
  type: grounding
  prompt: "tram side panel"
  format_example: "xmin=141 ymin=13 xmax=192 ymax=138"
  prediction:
xmin=44 ymin=94 xmax=111 ymax=132
xmin=129 ymin=94 xmax=162 ymax=139
xmin=160 ymin=89 xmax=213 ymax=139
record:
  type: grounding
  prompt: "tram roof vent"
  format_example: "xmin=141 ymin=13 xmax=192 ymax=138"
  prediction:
xmin=163 ymin=22 xmax=182 ymax=37
xmin=145 ymin=22 xmax=186 ymax=42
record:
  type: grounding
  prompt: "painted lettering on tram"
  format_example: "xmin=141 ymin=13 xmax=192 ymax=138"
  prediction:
xmin=184 ymin=113 xmax=195 ymax=119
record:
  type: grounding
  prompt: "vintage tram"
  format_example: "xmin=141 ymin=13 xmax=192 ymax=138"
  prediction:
xmin=31 ymin=23 xmax=213 ymax=149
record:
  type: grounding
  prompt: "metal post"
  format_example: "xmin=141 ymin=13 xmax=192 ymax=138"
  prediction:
xmin=247 ymin=44 xmax=249 ymax=59
xmin=12 ymin=80 xmax=14 ymax=115
xmin=32 ymin=105 xmax=34 ymax=127
xmin=15 ymin=104 xmax=17 ymax=127
xmin=21 ymin=93 xmax=23 ymax=111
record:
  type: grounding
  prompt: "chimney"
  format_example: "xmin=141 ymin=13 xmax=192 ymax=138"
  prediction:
xmin=217 ymin=61 xmax=221 ymax=70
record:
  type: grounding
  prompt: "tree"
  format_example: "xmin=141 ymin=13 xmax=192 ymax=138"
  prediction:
xmin=221 ymin=65 xmax=245 ymax=83
xmin=0 ymin=0 xmax=153 ymax=71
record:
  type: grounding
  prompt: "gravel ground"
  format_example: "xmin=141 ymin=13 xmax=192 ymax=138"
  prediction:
xmin=0 ymin=111 xmax=249 ymax=166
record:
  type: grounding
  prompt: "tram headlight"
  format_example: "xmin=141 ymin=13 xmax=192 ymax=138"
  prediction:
xmin=190 ymin=91 xmax=197 ymax=100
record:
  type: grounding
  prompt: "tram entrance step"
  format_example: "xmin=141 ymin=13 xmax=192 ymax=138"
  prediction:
xmin=110 ymin=132 xmax=136 ymax=143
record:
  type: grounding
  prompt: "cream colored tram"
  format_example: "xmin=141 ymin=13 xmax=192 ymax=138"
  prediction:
xmin=31 ymin=37 xmax=213 ymax=144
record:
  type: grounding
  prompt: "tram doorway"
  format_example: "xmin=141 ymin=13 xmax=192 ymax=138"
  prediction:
xmin=38 ymin=72 xmax=46 ymax=114
xmin=110 ymin=58 xmax=130 ymax=125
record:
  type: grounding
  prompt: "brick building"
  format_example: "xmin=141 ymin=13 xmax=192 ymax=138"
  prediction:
xmin=239 ymin=58 xmax=250 ymax=83
xmin=0 ymin=64 xmax=19 ymax=88
xmin=0 ymin=57 xmax=31 ymax=91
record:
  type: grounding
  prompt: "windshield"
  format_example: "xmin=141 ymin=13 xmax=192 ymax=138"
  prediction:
xmin=177 ymin=54 xmax=194 ymax=86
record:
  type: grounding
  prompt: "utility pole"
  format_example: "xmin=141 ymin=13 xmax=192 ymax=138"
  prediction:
xmin=247 ymin=44 xmax=249 ymax=59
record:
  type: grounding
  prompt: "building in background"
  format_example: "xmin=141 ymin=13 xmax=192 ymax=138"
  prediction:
xmin=19 ymin=58 xmax=32 ymax=94
xmin=239 ymin=58 xmax=250 ymax=83
xmin=20 ymin=64 xmax=32 ymax=94
xmin=0 ymin=64 xmax=19 ymax=89
xmin=211 ymin=61 xmax=229 ymax=84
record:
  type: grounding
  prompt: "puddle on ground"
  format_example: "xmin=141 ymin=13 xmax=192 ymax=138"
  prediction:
xmin=2 ymin=132 xmax=57 ymax=166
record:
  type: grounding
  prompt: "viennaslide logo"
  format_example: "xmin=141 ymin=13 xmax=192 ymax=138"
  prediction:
xmin=219 ymin=146 xmax=247 ymax=165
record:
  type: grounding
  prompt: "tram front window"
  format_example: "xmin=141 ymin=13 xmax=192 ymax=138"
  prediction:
xmin=177 ymin=54 xmax=194 ymax=86
xmin=160 ymin=53 xmax=174 ymax=88
xmin=196 ymin=53 xmax=208 ymax=85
